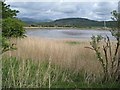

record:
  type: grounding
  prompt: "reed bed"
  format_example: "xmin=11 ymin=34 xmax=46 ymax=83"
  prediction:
xmin=2 ymin=37 xmax=120 ymax=88
xmin=8 ymin=37 xmax=102 ymax=74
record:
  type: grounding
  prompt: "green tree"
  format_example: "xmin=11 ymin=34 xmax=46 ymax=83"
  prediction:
xmin=2 ymin=17 xmax=25 ymax=38
xmin=1 ymin=1 xmax=26 ymax=53
xmin=2 ymin=2 xmax=25 ymax=38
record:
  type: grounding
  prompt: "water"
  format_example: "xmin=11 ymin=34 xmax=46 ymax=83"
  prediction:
xmin=26 ymin=28 xmax=115 ymax=40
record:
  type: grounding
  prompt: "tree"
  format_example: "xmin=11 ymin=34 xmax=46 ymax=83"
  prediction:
xmin=2 ymin=2 xmax=19 ymax=19
xmin=1 ymin=1 xmax=26 ymax=53
xmin=2 ymin=2 xmax=25 ymax=38
xmin=2 ymin=17 xmax=26 ymax=38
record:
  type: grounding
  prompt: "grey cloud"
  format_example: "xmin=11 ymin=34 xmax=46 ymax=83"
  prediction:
xmin=6 ymin=2 xmax=118 ymax=21
xmin=93 ymin=2 xmax=117 ymax=20
xmin=51 ymin=2 xmax=80 ymax=14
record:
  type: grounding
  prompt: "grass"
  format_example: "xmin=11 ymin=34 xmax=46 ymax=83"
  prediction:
xmin=2 ymin=37 xmax=120 ymax=88
xmin=2 ymin=56 xmax=120 ymax=88
xmin=2 ymin=56 xmax=87 ymax=88
xmin=8 ymin=37 xmax=101 ymax=75
xmin=65 ymin=41 xmax=81 ymax=45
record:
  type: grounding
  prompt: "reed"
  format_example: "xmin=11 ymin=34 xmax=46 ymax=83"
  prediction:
xmin=2 ymin=37 xmax=120 ymax=88
xmin=8 ymin=37 xmax=102 ymax=75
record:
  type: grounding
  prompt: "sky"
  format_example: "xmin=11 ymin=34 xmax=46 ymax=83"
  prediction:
xmin=6 ymin=0 xmax=119 ymax=21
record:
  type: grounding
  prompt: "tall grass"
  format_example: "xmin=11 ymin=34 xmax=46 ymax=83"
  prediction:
xmin=2 ymin=56 xmax=120 ymax=88
xmin=2 ymin=56 xmax=88 ymax=88
xmin=2 ymin=37 xmax=120 ymax=88
xmin=8 ymin=37 xmax=102 ymax=75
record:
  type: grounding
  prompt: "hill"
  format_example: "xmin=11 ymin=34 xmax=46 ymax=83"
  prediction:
xmin=38 ymin=18 xmax=116 ymax=28
xmin=19 ymin=17 xmax=52 ymax=24
xmin=20 ymin=17 xmax=116 ymax=28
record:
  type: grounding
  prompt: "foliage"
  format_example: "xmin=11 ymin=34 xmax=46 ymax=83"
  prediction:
xmin=2 ymin=2 xmax=19 ymax=19
xmin=110 ymin=10 xmax=120 ymax=82
xmin=2 ymin=17 xmax=26 ymax=38
xmin=2 ymin=1 xmax=26 ymax=38
xmin=89 ymin=10 xmax=120 ymax=83
xmin=1 ymin=2 xmax=26 ymax=53
xmin=0 ymin=36 xmax=16 ymax=54
xmin=90 ymin=35 xmax=109 ymax=82
xmin=111 ymin=10 xmax=120 ymax=39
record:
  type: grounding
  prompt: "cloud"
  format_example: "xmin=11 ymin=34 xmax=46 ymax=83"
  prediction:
xmin=52 ymin=2 xmax=79 ymax=14
xmin=93 ymin=2 xmax=118 ymax=20
xmin=5 ymin=0 xmax=119 ymax=2
xmin=6 ymin=1 xmax=118 ymax=21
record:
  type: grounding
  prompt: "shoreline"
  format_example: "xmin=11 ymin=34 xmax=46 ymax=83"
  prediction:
xmin=24 ymin=26 xmax=111 ymax=30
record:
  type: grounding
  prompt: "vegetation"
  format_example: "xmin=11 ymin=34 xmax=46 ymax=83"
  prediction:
xmin=2 ymin=2 xmax=25 ymax=38
xmin=87 ymin=10 xmax=120 ymax=83
xmin=1 ymin=2 xmax=25 ymax=53
xmin=2 ymin=38 xmax=120 ymax=88
xmin=2 ymin=2 xmax=19 ymax=19
xmin=2 ymin=17 xmax=25 ymax=38
xmin=65 ymin=41 xmax=81 ymax=45
xmin=1 ymin=1 xmax=120 ymax=89
xmin=2 ymin=56 xmax=86 ymax=88
xmin=2 ymin=56 xmax=120 ymax=88
xmin=0 ymin=36 xmax=16 ymax=54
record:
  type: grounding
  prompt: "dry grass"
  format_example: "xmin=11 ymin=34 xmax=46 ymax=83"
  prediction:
xmin=3 ymin=37 xmax=120 ymax=88
xmin=5 ymin=37 xmax=103 ymax=76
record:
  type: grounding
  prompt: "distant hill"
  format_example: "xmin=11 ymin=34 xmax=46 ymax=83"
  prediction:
xmin=19 ymin=17 xmax=52 ymax=24
xmin=20 ymin=17 xmax=116 ymax=28
xmin=50 ymin=18 xmax=102 ymax=27
xmin=38 ymin=18 xmax=116 ymax=28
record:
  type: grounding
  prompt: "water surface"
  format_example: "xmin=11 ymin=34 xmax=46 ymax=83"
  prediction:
xmin=26 ymin=28 xmax=115 ymax=40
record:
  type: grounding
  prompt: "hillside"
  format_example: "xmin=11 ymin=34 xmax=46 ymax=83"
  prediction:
xmin=19 ymin=17 xmax=52 ymax=24
xmin=20 ymin=17 xmax=116 ymax=28
xmin=38 ymin=18 xmax=116 ymax=28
